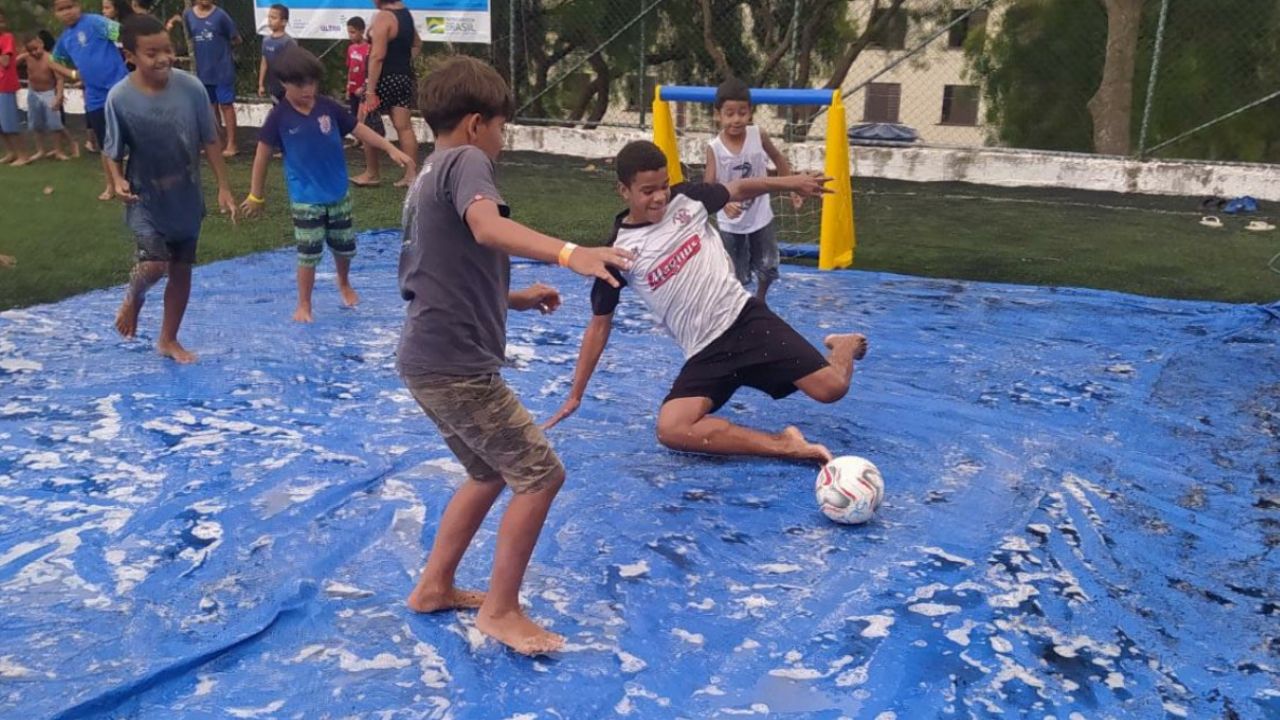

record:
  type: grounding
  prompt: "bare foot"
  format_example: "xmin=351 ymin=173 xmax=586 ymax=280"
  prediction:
xmin=0 ymin=255 xmax=16 ymax=269
xmin=824 ymin=332 xmax=868 ymax=360
xmin=0 ymin=153 xmax=13 ymax=164
xmin=114 ymin=296 xmax=144 ymax=338
xmin=156 ymin=339 xmax=198 ymax=364
xmin=393 ymin=176 xmax=413 ymax=188
xmin=292 ymin=304 xmax=314 ymax=323
xmin=221 ymin=148 xmax=238 ymax=158
xmin=29 ymin=151 xmax=46 ymax=162
xmin=476 ymin=608 xmax=565 ymax=656
xmin=349 ymin=173 xmax=381 ymax=187
xmin=338 ymin=285 xmax=359 ymax=307
xmin=98 ymin=188 xmax=114 ymax=201
xmin=53 ymin=152 xmax=70 ymax=161
xmin=70 ymin=145 xmax=81 ymax=159
xmin=406 ymin=585 xmax=486 ymax=613
xmin=778 ymin=426 xmax=832 ymax=463
xmin=10 ymin=156 xmax=32 ymax=167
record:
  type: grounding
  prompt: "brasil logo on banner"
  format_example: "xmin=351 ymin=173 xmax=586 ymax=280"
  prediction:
xmin=254 ymin=0 xmax=490 ymax=43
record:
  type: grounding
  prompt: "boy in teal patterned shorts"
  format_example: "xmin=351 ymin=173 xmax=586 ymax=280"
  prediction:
xmin=241 ymin=45 xmax=412 ymax=322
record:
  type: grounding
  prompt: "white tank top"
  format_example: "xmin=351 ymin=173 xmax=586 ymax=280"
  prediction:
xmin=709 ymin=125 xmax=775 ymax=234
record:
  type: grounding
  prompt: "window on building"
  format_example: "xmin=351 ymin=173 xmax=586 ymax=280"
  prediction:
xmin=864 ymin=83 xmax=902 ymax=123
xmin=941 ymin=85 xmax=980 ymax=125
xmin=948 ymin=8 xmax=989 ymax=49
xmin=868 ymin=7 xmax=908 ymax=50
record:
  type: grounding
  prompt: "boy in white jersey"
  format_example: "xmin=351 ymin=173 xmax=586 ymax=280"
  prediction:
xmin=545 ymin=141 xmax=868 ymax=463
xmin=704 ymin=77 xmax=800 ymax=301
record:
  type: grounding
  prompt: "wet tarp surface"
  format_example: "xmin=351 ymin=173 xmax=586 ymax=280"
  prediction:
xmin=1 ymin=231 xmax=1277 ymax=719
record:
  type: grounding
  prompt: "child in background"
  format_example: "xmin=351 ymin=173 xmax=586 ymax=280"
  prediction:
xmin=167 ymin=0 xmax=240 ymax=156
xmin=46 ymin=0 xmax=130 ymax=197
xmin=17 ymin=35 xmax=71 ymax=161
xmin=257 ymin=3 xmax=294 ymax=102
xmin=0 ymin=10 xmax=30 ymax=166
xmin=345 ymin=16 xmax=385 ymax=185
xmin=104 ymin=15 xmax=237 ymax=363
xmin=703 ymin=77 xmax=802 ymax=302
xmin=399 ymin=56 xmax=632 ymax=657
xmin=240 ymin=46 xmax=411 ymax=323
xmin=36 ymin=30 xmax=79 ymax=159
xmin=103 ymin=0 xmax=136 ymax=26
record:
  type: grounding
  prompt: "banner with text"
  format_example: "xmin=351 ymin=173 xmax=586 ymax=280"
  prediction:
xmin=254 ymin=0 xmax=490 ymax=43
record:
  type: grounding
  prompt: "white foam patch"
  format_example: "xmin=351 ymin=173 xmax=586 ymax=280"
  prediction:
xmin=990 ymin=636 xmax=1013 ymax=653
xmin=835 ymin=664 xmax=869 ymax=687
xmin=88 ymin=395 xmax=122 ymax=441
xmin=0 ymin=358 xmax=42 ymax=373
xmin=735 ymin=638 xmax=760 ymax=651
xmin=193 ymin=674 xmax=216 ymax=696
xmin=617 ymin=560 xmax=649 ymax=578
xmin=672 ymin=628 xmax=704 ymax=646
xmin=911 ymin=582 xmax=949 ymax=600
xmin=756 ymin=563 xmax=802 ymax=574
xmin=687 ymin=597 xmax=716 ymax=611
xmin=908 ymin=603 xmax=961 ymax=617
xmin=851 ymin=614 xmax=895 ymax=638
xmin=945 ymin=620 xmax=980 ymax=647
xmin=325 ymin=582 xmax=374 ymax=599
xmin=920 ymin=546 xmax=974 ymax=566
xmin=0 ymin=656 xmax=35 ymax=678
xmin=414 ymin=642 xmax=451 ymax=688
xmin=228 ymin=700 xmax=286 ymax=718
xmin=617 ymin=650 xmax=647 ymax=673
xmin=769 ymin=666 xmax=824 ymax=680
xmin=21 ymin=451 xmax=64 ymax=470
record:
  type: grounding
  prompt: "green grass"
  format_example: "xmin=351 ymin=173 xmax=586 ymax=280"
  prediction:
xmin=1 ymin=149 xmax=1278 ymax=310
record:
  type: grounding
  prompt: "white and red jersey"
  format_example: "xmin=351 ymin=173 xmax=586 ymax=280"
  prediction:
xmin=592 ymin=183 xmax=752 ymax=358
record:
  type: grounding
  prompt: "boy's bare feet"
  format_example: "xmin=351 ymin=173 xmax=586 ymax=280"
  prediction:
xmin=406 ymin=585 xmax=486 ymax=613
xmin=53 ymin=151 xmax=70 ymax=161
xmin=10 ymin=156 xmax=32 ymax=167
xmin=476 ymin=607 xmax=565 ymax=656
xmin=0 ymin=153 xmax=12 ymax=164
xmin=393 ymin=176 xmax=413 ymax=189
xmin=221 ymin=147 xmax=238 ymax=158
xmin=29 ymin=151 xmax=46 ymax=162
xmin=98 ymin=187 xmax=114 ymax=201
xmin=339 ymin=285 xmax=359 ymax=307
xmin=779 ymin=426 xmax=832 ymax=463
xmin=157 ymin=339 xmax=197 ymax=364
xmin=349 ymin=173 xmax=380 ymax=187
xmin=292 ymin=304 xmax=314 ymax=323
xmin=115 ymin=296 xmax=144 ymax=338
xmin=824 ymin=333 xmax=868 ymax=360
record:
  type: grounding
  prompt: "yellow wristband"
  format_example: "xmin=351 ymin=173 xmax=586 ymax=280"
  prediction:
xmin=558 ymin=242 xmax=578 ymax=268
xmin=246 ymin=193 xmax=265 ymax=204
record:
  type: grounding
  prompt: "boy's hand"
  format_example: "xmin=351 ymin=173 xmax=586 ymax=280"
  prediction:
xmin=542 ymin=396 xmax=581 ymax=430
xmin=257 ymin=84 xmax=266 ymax=97
xmin=388 ymin=146 xmax=412 ymax=169
xmin=114 ymin=178 xmax=138 ymax=203
xmin=240 ymin=195 xmax=264 ymax=218
xmin=513 ymin=283 xmax=561 ymax=314
xmin=790 ymin=192 xmax=804 ymax=210
xmin=567 ymin=246 xmax=634 ymax=288
xmin=784 ymin=172 xmax=835 ymax=198
xmin=724 ymin=201 xmax=743 ymax=219
xmin=52 ymin=96 xmax=63 ymax=111
xmin=218 ymin=187 xmax=238 ymax=225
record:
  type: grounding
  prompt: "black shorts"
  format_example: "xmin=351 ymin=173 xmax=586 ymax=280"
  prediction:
xmin=348 ymin=94 xmax=384 ymax=135
xmin=664 ymin=298 xmax=829 ymax=412
xmin=374 ymin=72 xmax=415 ymax=112
xmin=85 ymin=107 xmax=107 ymax=147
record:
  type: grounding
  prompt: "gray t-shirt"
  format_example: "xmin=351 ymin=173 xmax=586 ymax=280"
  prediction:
xmin=104 ymin=69 xmax=217 ymax=241
xmin=397 ymin=145 xmax=511 ymax=378
xmin=261 ymin=34 xmax=296 ymax=97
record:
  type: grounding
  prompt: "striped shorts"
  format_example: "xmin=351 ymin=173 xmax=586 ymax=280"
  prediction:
xmin=292 ymin=195 xmax=355 ymax=266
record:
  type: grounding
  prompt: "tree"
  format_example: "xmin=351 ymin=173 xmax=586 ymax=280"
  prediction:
xmin=1088 ymin=0 xmax=1143 ymax=155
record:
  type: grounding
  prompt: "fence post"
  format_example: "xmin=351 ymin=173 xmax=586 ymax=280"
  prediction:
xmin=639 ymin=0 xmax=647 ymax=128
xmin=509 ymin=0 xmax=518 ymax=103
xmin=1137 ymin=0 xmax=1170 ymax=158
xmin=786 ymin=0 xmax=803 ymax=143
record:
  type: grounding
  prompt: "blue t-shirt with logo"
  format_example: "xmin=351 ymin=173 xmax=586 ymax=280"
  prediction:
xmin=259 ymin=96 xmax=358 ymax=205
xmin=184 ymin=6 xmax=239 ymax=87
xmin=52 ymin=14 xmax=128 ymax=112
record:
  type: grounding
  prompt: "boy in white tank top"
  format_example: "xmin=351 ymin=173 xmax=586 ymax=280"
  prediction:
xmin=704 ymin=77 xmax=803 ymax=302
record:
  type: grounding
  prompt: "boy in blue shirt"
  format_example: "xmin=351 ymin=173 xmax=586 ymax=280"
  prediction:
xmin=166 ymin=0 xmax=239 ymax=156
xmin=241 ymin=45 xmax=411 ymax=323
xmin=45 ymin=0 xmax=128 ymax=198
xmin=105 ymin=15 xmax=237 ymax=364
xmin=256 ymin=3 xmax=294 ymax=102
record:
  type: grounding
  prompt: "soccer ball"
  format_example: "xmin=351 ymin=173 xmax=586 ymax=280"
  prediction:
xmin=815 ymin=456 xmax=885 ymax=525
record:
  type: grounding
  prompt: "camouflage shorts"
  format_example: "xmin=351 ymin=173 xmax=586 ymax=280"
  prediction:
xmin=405 ymin=373 xmax=564 ymax=494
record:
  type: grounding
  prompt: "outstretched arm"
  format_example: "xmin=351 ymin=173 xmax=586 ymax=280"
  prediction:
xmin=724 ymin=172 xmax=832 ymax=204
xmin=543 ymin=312 xmax=615 ymax=429
xmin=466 ymin=200 xmax=633 ymax=286
xmin=352 ymin=122 xmax=413 ymax=173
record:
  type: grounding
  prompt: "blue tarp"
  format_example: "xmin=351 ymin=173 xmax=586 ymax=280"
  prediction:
xmin=1 ymin=230 xmax=1277 ymax=719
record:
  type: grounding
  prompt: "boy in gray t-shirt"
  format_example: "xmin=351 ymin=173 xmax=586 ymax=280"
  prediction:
xmin=104 ymin=15 xmax=236 ymax=364
xmin=397 ymin=57 xmax=631 ymax=657
xmin=257 ymin=4 xmax=295 ymax=101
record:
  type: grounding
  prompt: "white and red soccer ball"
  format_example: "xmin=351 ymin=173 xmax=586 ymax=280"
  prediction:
xmin=815 ymin=456 xmax=885 ymax=525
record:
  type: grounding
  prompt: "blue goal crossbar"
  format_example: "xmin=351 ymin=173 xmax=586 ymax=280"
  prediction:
xmin=658 ymin=85 xmax=836 ymax=106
